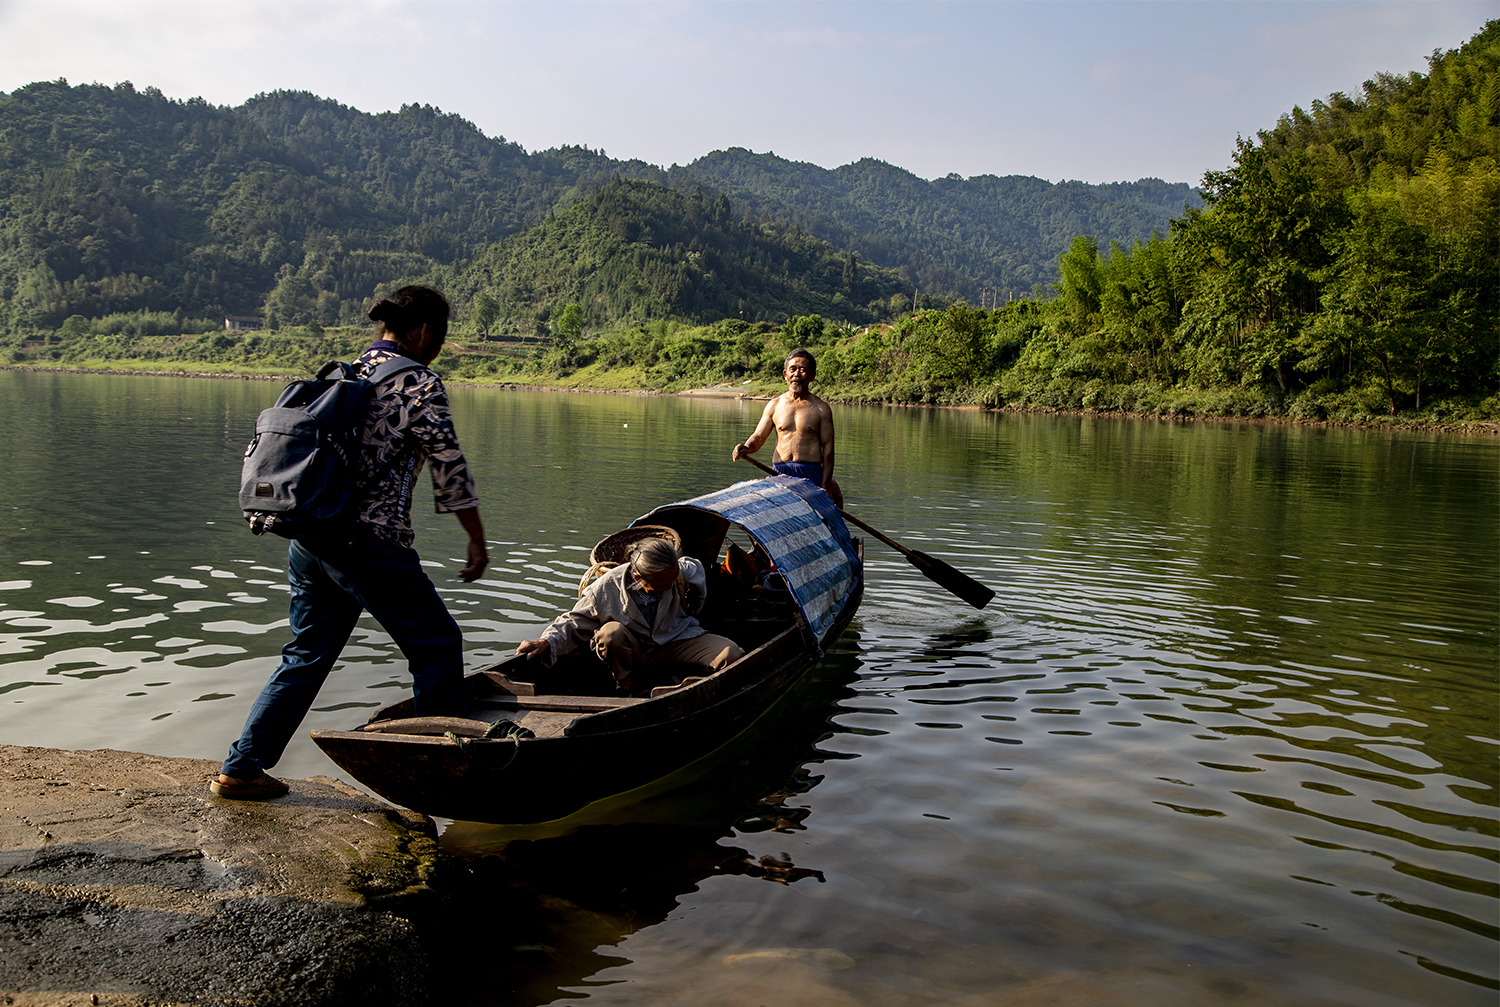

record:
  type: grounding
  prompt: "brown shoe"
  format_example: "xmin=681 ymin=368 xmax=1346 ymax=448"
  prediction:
xmin=210 ymin=773 xmax=289 ymax=800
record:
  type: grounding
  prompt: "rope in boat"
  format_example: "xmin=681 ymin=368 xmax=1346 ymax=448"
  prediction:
xmin=443 ymin=718 xmax=534 ymax=751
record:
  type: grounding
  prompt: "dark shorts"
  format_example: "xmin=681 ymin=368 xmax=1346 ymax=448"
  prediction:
xmin=773 ymin=460 xmax=824 ymax=485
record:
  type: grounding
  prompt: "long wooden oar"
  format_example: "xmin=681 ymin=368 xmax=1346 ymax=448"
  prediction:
xmin=739 ymin=455 xmax=995 ymax=610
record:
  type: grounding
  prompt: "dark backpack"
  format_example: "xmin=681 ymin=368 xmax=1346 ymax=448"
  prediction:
xmin=239 ymin=356 xmax=421 ymax=538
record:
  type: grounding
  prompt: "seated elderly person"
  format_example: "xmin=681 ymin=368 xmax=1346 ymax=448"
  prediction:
xmin=515 ymin=537 xmax=744 ymax=692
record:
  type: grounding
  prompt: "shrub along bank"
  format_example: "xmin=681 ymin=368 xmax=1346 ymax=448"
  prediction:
xmin=4 ymin=304 xmax=1495 ymax=429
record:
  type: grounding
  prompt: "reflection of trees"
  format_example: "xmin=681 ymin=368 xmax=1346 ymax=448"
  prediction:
xmin=424 ymin=642 xmax=863 ymax=1006
xmin=856 ymin=405 xmax=1493 ymax=801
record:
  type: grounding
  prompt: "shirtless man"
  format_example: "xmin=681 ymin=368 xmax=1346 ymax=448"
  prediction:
xmin=732 ymin=348 xmax=844 ymax=509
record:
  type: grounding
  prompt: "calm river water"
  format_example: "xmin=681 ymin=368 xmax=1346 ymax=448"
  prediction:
xmin=0 ymin=369 xmax=1495 ymax=1006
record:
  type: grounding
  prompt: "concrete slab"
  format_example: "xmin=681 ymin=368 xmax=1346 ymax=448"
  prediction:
xmin=0 ymin=746 xmax=438 ymax=1007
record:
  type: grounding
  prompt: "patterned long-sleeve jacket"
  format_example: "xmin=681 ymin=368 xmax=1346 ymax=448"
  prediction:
xmin=351 ymin=344 xmax=479 ymax=548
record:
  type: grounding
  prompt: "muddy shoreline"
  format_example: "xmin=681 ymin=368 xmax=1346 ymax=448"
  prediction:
xmin=0 ymin=745 xmax=438 ymax=1006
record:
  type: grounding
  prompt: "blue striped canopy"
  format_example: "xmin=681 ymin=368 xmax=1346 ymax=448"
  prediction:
xmin=638 ymin=476 xmax=861 ymax=645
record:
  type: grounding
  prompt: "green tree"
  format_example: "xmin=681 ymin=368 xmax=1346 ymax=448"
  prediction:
xmin=1309 ymin=183 xmax=1483 ymax=413
xmin=551 ymin=303 xmax=584 ymax=348
xmin=783 ymin=314 xmax=825 ymax=346
xmin=918 ymin=304 xmax=991 ymax=385
xmin=1096 ymin=235 xmax=1186 ymax=383
xmin=472 ymin=291 xmax=500 ymax=335
xmin=1174 ymin=142 xmax=1346 ymax=389
xmin=59 ymin=314 xmax=90 ymax=337
xmin=1056 ymin=235 xmax=1101 ymax=322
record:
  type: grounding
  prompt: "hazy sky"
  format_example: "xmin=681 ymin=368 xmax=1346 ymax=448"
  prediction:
xmin=0 ymin=1 xmax=1490 ymax=185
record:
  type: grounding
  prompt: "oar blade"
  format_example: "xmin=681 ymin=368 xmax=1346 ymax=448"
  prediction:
xmin=909 ymin=550 xmax=995 ymax=610
xmin=736 ymin=454 xmax=995 ymax=609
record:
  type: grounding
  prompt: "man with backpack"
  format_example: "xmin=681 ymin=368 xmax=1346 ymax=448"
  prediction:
xmin=212 ymin=285 xmax=487 ymax=799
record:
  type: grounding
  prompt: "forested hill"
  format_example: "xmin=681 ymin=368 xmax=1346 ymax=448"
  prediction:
xmin=234 ymin=90 xmax=664 ymax=259
xmin=977 ymin=20 xmax=1498 ymax=418
xmin=679 ymin=151 xmax=1198 ymax=300
xmin=0 ymin=81 xmax=1191 ymax=333
xmin=445 ymin=179 xmax=913 ymax=331
xmin=0 ymin=82 xmax=658 ymax=330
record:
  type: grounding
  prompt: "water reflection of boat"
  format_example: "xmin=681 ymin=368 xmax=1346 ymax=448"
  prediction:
xmin=426 ymin=640 xmax=865 ymax=1006
xmin=311 ymin=477 xmax=863 ymax=824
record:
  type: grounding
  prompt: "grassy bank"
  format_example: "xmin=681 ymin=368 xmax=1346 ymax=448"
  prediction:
xmin=4 ymin=313 xmax=1496 ymax=433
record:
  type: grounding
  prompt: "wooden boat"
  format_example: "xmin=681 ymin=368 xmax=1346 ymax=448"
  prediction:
xmin=311 ymin=476 xmax=863 ymax=824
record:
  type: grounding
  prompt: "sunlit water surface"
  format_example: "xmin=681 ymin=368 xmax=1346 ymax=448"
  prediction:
xmin=0 ymin=370 xmax=1494 ymax=1006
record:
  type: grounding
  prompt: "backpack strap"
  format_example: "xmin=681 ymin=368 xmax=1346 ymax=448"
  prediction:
xmin=349 ymin=353 xmax=427 ymax=502
xmin=315 ymin=359 xmax=359 ymax=381
xmin=365 ymin=354 xmax=425 ymax=386
xmin=312 ymin=355 xmax=425 ymax=385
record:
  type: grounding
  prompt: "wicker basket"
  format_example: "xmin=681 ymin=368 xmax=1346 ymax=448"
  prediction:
xmin=577 ymin=524 xmax=683 ymax=597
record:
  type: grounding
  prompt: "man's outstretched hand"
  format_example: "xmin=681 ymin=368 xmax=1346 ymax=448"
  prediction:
xmin=515 ymin=639 xmax=550 ymax=660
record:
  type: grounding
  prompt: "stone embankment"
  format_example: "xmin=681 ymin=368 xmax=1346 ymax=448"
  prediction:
xmin=0 ymin=745 xmax=438 ymax=1007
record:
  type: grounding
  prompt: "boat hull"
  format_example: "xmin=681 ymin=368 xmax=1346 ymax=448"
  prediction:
xmin=312 ymin=476 xmax=865 ymax=824
xmin=312 ymin=594 xmax=856 ymax=823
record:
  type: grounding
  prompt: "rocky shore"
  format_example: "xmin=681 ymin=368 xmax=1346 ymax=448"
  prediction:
xmin=0 ymin=746 xmax=439 ymax=1007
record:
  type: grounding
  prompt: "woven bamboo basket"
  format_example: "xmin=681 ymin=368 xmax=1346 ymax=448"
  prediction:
xmin=577 ymin=524 xmax=683 ymax=597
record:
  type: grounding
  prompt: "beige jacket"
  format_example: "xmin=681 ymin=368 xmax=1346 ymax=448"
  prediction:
xmin=539 ymin=557 xmax=708 ymax=664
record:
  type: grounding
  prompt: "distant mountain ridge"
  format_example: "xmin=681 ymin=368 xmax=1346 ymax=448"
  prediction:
xmin=681 ymin=149 xmax=1198 ymax=299
xmin=0 ymin=80 xmax=1198 ymax=331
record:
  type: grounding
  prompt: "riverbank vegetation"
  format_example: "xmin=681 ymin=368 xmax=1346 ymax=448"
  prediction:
xmin=2 ymin=22 xmax=1494 ymax=428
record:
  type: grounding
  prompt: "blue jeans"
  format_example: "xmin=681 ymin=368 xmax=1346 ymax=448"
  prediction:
xmin=221 ymin=528 xmax=464 ymax=779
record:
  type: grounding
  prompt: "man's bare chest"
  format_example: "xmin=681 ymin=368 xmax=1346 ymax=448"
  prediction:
xmin=773 ymin=398 xmax=820 ymax=433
